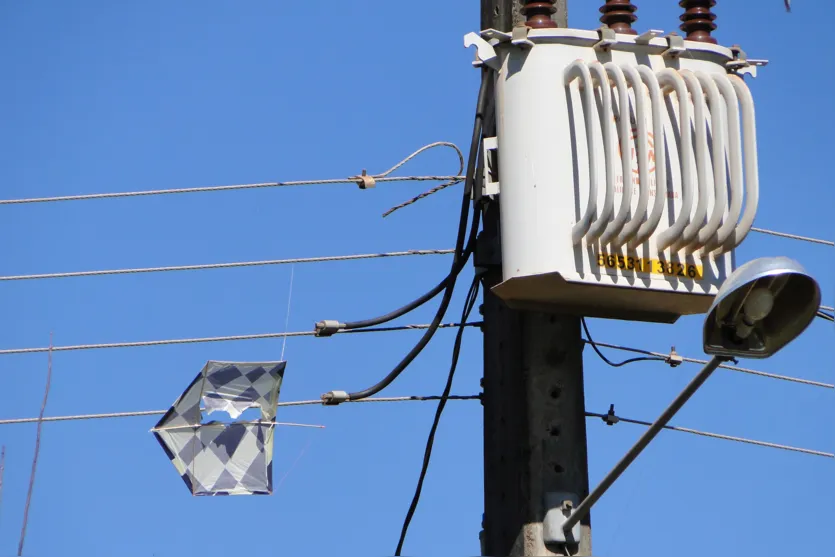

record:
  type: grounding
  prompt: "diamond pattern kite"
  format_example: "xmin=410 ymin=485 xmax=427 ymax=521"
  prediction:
xmin=152 ymin=360 xmax=286 ymax=496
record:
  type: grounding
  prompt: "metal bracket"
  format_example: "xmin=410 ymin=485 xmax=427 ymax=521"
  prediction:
xmin=543 ymin=492 xmax=582 ymax=544
xmin=482 ymin=136 xmax=500 ymax=197
xmin=593 ymin=26 xmax=617 ymax=52
xmin=662 ymin=32 xmax=685 ymax=58
xmin=511 ymin=25 xmax=535 ymax=49
xmin=665 ymin=346 xmax=683 ymax=367
xmin=464 ymin=32 xmax=501 ymax=70
xmin=635 ymin=29 xmax=664 ymax=44
xmin=603 ymin=404 xmax=619 ymax=426
xmin=354 ymin=169 xmax=376 ymax=189
xmin=314 ymin=320 xmax=344 ymax=337
xmin=726 ymin=44 xmax=769 ymax=78
xmin=321 ymin=390 xmax=349 ymax=406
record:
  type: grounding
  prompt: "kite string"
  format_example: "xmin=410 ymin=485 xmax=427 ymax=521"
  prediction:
xmin=18 ymin=332 xmax=53 ymax=557
xmin=275 ymin=438 xmax=313 ymax=493
xmin=280 ymin=265 xmax=295 ymax=361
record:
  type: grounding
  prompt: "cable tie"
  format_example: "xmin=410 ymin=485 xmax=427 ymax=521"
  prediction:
xmin=355 ymin=169 xmax=376 ymax=190
xmin=321 ymin=391 xmax=349 ymax=406
xmin=665 ymin=346 xmax=683 ymax=368
xmin=314 ymin=320 xmax=344 ymax=337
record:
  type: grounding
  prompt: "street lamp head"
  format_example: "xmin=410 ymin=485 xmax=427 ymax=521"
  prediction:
xmin=703 ymin=256 xmax=820 ymax=359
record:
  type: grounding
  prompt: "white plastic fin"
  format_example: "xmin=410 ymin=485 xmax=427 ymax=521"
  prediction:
xmin=565 ymin=61 xmax=599 ymax=244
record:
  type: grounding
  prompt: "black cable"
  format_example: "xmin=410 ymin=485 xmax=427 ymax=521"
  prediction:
xmin=340 ymin=71 xmax=491 ymax=332
xmin=581 ymin=317 xmax=666 ymax=367
xmin=816 ymin=310 xmax=834 ymax=322
xmin=334 ymin=69 xmax=491 ymax=402
xmin=395 ymin=273 xmax=481 ymax=556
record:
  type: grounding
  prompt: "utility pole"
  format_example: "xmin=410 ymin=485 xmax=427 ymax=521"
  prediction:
xmin=477 ymin=2 xmax=593 ymax=556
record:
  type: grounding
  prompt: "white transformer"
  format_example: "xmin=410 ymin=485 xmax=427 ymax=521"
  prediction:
xmin=465 ymin=27 xmax=763 ymax=323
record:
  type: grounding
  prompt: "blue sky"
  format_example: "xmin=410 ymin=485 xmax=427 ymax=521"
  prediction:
xmin=0 ymin=1 xmax=831 ymax=556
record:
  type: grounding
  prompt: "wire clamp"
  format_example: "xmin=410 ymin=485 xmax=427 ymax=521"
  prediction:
xmin=354 ymin=169 xmax=376 ymax=189
xmin=665 ymin=346 xmax=683 ymax=367
xmin=603 ymin=403 xmax=619 ymax=426
xmin=314 ymin=320 xmax=345 ymax=337
xmin=321 ymin=390 xmax=349 ymax=406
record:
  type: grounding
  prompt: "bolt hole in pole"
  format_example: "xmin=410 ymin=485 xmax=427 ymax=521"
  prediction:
xmin=549 ymin=425 xmax=561 ymax=437
xmin=554 ymin=464 xmax=565 ymax=474
xmin=550 ymin=387 xmax=562 ymax=399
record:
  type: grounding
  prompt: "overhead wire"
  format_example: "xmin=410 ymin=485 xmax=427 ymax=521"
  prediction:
xmin=0 ymin=395 xmax=483 ymax=425
xmin=750 ymin=227 xmax=834 ymax=247
xmin=396 ymin=273 xmax=481 ymax=556
xmin=816 ymin=310 xmax=834 ymax=322
xmin=0 ymin=142 xmax=464 ymax=206
xmin=0 ymin=322 xmax=483 ymax=356
xmin=586 ymin=410 xmax=833 ymax=459
xmin=0 ymin=249 xmax=455 ymax=282
xmin=585 ymin=339 xmax=833 ymax=389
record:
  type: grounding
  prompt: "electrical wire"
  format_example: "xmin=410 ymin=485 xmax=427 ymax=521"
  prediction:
xmin=581 ymin=318 xmax=666 ymax=367
xmin=751 ymin=227 xmax=834 ymax=247
xmin=334 ymin=76 xmax=490 ymax=335
xmin=816 ymin=310 xmax=834 ymax=322
xmin=0 ymin=395 xmax=482 ymax=426
xmin=821 ymin=305 xmax=834 ymax=313
xmin=0 ymin=249 xmax=455 ymax=282
xmin=0 ymin=322 xmax=483 ymax=356
xmin=0 ymin=142 xmax=464 ymax=206
xmin=327 ymin=69 xmax=491 ymax=403
xmin=395 ymin=273 xmax=481 ymax=556
xmin=586 ymin=410 xmax=833 ymax=458
xmin=585 ymin=339 xmax=834 ymax=389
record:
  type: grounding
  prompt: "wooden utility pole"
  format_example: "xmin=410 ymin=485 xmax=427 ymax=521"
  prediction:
xmin=477 ymin=1 xmax=592 ymax=556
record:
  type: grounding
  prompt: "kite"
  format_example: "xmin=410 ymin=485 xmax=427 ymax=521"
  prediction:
xmin=152 ymin=360 xmax=286 ymax=496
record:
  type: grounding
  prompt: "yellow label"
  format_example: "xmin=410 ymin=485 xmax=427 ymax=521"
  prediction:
xmin=596 ymin=252 xmax=704 ymax=280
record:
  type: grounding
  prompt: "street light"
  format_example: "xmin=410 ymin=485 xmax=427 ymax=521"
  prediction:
xmin=552 ymin=256 xmax=821 ymax=544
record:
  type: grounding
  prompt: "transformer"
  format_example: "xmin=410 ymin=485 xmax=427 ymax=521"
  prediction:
xmin=465 ymin=26 xmax=763 ymax=323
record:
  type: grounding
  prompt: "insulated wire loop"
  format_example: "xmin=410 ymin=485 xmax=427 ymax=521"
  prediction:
xmin=586 ymin=411 xmax=834 ymax=458
xmin=581 ymin=318 xmax=666 ymax=367
xmin=0 ymin=142 xmax=464 ymax=206
xmin=0 ymin=322 xmax=483 ymax=356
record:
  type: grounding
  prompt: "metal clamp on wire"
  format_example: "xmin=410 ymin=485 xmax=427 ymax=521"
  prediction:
xmin=665 ymin=346 xmax=683 ymax=367
xmin=321 ymin=390 xmax=349 ymax=406
xmin=603 ymin=404 xmax=619 ymax=426
xmin=314 ymin=320 xmax=345 ymax=337
xmin=354 ymin=169 xmax=376 ymax=189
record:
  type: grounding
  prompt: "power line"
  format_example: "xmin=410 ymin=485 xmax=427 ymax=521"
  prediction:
xmin=751 ymin=227 xmax=834 ymax=247
xmin=0 ymin=322 xmax=483 ymax=356
xmin=0 ymin=249 xmax=455 ymax=282
xmin=816 ymin=310 xmax=834 ymax=322
xmin=0 ymin=142 xmax=464 ymax=206
xmin=585 ymin=339 xmax=833 ymax=389
xmin=821 ymin=305 xmax=834 ymax=313
xmin=0 ymin=395 xmax=482 ymax=426
xmin=586 ymin=410 xmax=834 ymax=459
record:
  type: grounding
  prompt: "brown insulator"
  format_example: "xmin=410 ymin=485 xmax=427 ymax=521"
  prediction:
xmin=679 ymin=0 xmax=717 ymax=44
xmin=521 ymin=1 xmax=558 ymax=29
xmin=599 ymin=1 xmax=638 ymax=35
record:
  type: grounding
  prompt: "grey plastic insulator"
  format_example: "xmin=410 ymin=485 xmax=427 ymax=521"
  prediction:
xmin=543 ymin=492 xmax=582 ymax=544
xmin=666 ymin=347 xmax=683 ymax=368
xmin=314 ymin=320 xmax=344 ymax=337
xmin=321 ymin=390 xmax=350 ymax=406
